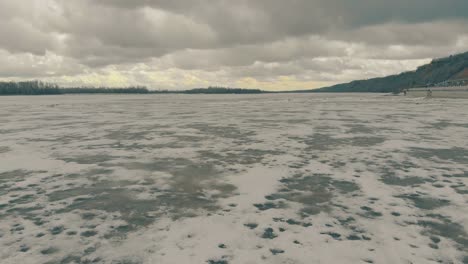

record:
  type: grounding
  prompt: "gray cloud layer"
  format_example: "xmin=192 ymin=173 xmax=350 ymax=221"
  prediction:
xmin=0 ymin=0 xmax=467 ymax=89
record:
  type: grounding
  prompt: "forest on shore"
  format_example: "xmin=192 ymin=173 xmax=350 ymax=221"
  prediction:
xmin=309 ymin=51 xmax=468 ymax=93
xmin=0 ymin=81 xmax=264 ymax=95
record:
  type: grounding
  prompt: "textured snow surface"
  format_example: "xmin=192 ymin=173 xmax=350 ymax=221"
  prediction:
xmin=0 ymin=94 xmax=467 ymax=264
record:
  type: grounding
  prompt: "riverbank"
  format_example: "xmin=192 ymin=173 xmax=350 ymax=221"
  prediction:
xmin=407 ymin=86 xmax=468 ymax=98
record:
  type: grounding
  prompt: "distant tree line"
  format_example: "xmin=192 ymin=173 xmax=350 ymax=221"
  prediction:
xmin=62 ymin=86 xmax=149 ymax=94
xmin=0 ymin=81 xmax=151 ymax=95
xmin=0 ymin=82 xmax=264 ymax=96
xmin=183 ymin=86 xmax=264 ymax=94
xmin=0 ymin=81 xmax=61 ymax=95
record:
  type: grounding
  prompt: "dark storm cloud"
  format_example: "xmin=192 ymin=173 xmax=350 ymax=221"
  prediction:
xmin=94 ymin=0 xmax=468 ymax=34
xmin=3 ymin=0 xmax=468 ymax=58
xmin=0 ymin=0 xmax=467 ymax=88
xmin=86 ymin=0 xmax=468 ymax=52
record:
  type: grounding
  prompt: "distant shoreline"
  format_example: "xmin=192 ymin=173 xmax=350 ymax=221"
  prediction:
xmin=3 ymin=80 xmax=468 ymax=96
xmin=0 ymin=80 xmax=384 ymax=95
xmin=407 ymin=85 xmax=468 ymax=98
xmin=0 ymin=81 xmax=268 ymax=96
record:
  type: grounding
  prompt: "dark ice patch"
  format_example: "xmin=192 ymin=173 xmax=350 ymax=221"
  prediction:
xmin=41 ymin=247 xmax=60 ymax=255
xmin=443 ymin=171 xmax=468 ymax=178
xmin=409 ymin=147 xmax=468 ymax=164
xmin=207 ymin=260 xmax=228 ymax=264
xmin=66 ymin=231 xmax=77 ymax=236
xmin=270 ymin=248 xmax=285 ymax=255
xmin=81 ymin=230 xmax=97 ymax=237
xmin=19 ymin=244 xmax=30 ymax=252
xmin=416 ymin=214 xmax=468 ymax=251
xmin=0 ymin=170 xmax=39 ymax=184
xmin=185 ymin=123 xmax=256 ymax=143
xmin=110 ymin=257 xmax=143 ymax=264
xmin=396 ymin=194 xmax=450 ymax=210
xmin=81 ymin=212 xmax=96 ymax=220
xmin=47 ymin=157 xmax=237 ymax=233
xmin=451 ymin=184 xmax=468 ymax=194
xmin=253 ymin=202 xmax=286 ymax=211
xmin=428 ymin=120 xmax=468 ymax=130
xmin=9 ymin=194 xmax=36 ymax=205
xmin=262 ymin=228 xmax=278 ymax=239
xmin=244 ymin=223 xmax=258 ymax=229
xmin=391 ymin=212 xmax=401 ymax=217
xmin=346 ymin=124 xmax=375 ymax=134
xmin=359 ymin=206 xmax=383 ymax=218
xmin=103 ymin=158 xmax=236 ymax=197
xmin=293 ymin=133 xmax=385 ymax=152
xmin=347 ymin=234 xmax=363 ymax=240
xmin=50 ymin=225 xmax=64 ymax=235
xmin=262 ymin=174 xmax=359 ymax=216
xmin=272 ymin=218 xmax=312 ymax=227
xmin=320 ymin=232 xmax=341 ymax=240
xmin=49 ymin=255 xmax=90 ymax=264
xmin=198 ymin=148 xmax=283 ymax=166
xmin=53 ymin=185 xmax=220 ymax=230
xmin=59 ymin=154 xmax=118 ymax=165
xmin=380 ymin=174 xmax=428 ymax=187
xmin=105 ymin=129 xmax=154 ymax=141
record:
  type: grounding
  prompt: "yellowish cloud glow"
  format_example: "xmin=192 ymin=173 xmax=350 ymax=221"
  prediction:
xmin=235 ymin=76 xmax=336 ymax=91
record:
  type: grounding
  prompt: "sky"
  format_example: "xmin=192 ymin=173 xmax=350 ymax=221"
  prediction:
xmin=1 ymin=0 xmax=468 ymax=91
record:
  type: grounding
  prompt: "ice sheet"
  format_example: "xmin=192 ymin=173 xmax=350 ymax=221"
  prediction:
xmin=0 ymin=94 xmax=467 ymax=263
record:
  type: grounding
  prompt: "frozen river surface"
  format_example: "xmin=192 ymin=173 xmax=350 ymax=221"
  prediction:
xmin=0 ymin=94 xmax=467 ymax=264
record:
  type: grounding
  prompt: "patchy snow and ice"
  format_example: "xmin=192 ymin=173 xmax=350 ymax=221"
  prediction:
xmin=0 ymin=94 xmax=467 ymax=264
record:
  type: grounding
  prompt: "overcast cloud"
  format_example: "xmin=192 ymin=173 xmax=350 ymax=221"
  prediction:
xmin=0 ymin=0 xmax=467 ymax=90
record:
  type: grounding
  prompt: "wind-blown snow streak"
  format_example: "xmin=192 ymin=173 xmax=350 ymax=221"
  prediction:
xmin=0 ymin=94 xmax=467 ymax=264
